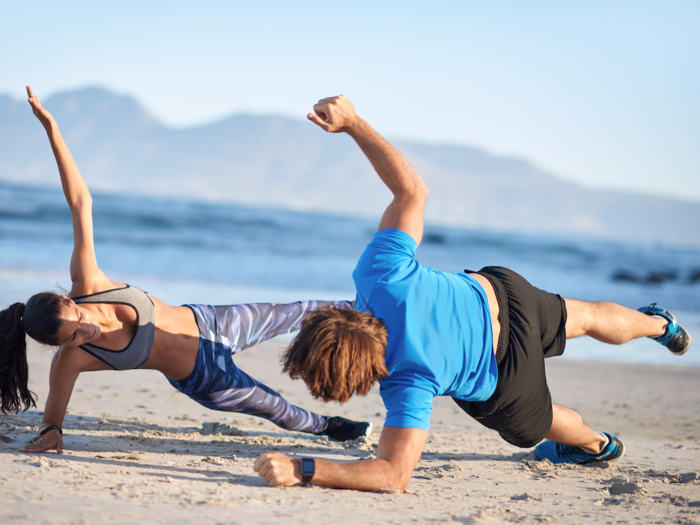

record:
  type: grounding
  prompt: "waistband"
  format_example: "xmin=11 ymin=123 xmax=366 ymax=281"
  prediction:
xmin=465 ymin=268 xmax=510 ymax=365
xmin=184 ymin=304 xmax=214 ymax=338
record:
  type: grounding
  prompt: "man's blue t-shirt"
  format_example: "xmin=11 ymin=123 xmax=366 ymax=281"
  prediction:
xmin=353 ymin=228 xmax=498 ymax=430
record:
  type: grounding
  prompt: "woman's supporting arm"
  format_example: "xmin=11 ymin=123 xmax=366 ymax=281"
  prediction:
xmin=18 ymin=348 xmax=83 ymax=454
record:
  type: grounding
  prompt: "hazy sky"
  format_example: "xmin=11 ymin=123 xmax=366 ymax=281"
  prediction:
xmin=3 ymin=1 xmax=699 ymax=202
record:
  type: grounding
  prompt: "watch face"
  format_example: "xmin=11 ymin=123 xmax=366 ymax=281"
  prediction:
xmin=301 ymin=458 xmax=315 ymax=478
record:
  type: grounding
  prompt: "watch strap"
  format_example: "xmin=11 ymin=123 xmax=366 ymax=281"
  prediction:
xmin=39 ymin=424 xmax=63 ymax=437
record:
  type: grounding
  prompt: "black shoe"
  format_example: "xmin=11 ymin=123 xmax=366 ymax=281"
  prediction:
xmin=324 ymin=417 xmax=373 ymax=442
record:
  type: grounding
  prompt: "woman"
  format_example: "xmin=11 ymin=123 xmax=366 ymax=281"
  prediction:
xmin=0 ymin=87 xmax=370 ymax=453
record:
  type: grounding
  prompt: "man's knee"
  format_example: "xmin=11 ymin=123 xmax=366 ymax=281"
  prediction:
xmin=563 ymin=298 xmax=596 ymax=339
xmin=500 ymin=428 xmax=548 ymax=449
xmin=495 ymin=401 xmax=553 ymax=449
xmin=465 ymin=405 xmax=552 ymax=449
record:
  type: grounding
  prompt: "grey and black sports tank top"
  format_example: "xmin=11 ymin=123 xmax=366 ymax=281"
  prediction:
xmin=73 ymin=285 xmax=155 ymax=370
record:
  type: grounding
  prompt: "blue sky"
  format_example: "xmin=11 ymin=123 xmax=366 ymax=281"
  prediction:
xmin=3 ymin=1 xmax=699 ymax=201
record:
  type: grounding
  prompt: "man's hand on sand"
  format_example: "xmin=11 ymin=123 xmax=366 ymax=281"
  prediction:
xmin=308 ymin=95 xmax=360 ymax=133
xmin=254 ymin=452 xmax=303 ymax=487
xmin=19 ymin=429 xmax=64 ymax=454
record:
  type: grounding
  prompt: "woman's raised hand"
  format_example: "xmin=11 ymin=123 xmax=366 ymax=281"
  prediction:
xmin=26 ymin=86 xmax=55 ymax=130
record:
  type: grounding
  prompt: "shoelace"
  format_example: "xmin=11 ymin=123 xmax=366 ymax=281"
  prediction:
xmin=555 ymin=443 xmax=596 ymax=458
xmin=645 ymin=303 xmax=679 ymax=343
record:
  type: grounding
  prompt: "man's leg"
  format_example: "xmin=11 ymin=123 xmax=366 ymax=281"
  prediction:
xmin=564 ymin=298 xmax=666 ymax=343
xmin=538 ymin=298 xmax=667 ymax=461
xmin=546 ymin=404 xmax=605 ymax=454
xmin=537 ymin=403 xmax=625 ymax=463
xmin=459 ymin=269 xmax=630 ymax=462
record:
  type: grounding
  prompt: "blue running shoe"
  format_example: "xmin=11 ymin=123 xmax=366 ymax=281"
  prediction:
xmin=638 ymin=303 xmax=692 ymax=356
xmin=535 ymin=433 xmax=625 ymax=464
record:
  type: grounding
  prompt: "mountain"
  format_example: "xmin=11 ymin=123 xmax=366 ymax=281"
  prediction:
xmin=1 ymin=87 xmax=698 ymax=246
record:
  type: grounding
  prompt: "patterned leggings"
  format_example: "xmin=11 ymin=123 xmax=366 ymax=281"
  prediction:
xmin=168 ymin=301 xmax=352 ymax=434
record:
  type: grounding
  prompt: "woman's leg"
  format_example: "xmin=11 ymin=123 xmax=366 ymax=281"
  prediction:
xmin=181 ymin=304 xmax=330 ymax=433
xmin=210 ymin=301 xmax=353 ymax=355
xmin=188 ymin=364 xmax=330 ymax=434
xmin=182 ymin=303 xmax=370 ymax=439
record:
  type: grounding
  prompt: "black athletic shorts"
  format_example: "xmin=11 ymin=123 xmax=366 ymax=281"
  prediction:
xmin=453 ymin=266 xmax=567 ymax=449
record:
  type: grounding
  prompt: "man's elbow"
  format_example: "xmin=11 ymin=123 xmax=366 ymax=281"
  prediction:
xmin=412 ymin=179 xmax=429 ymax=201
xmin=419 ymin=182 xmax=429 ymax=205
xmin=396 ymin=475 xmax=412 ymax=490
xmin=389 ymin=471 xmax=413 ymax=490
xmin=412 ymin=180 xmax=429 ymax=203
xmin=383 ymin=464 xmax=414 ymax=490
xmin=396 ymin=182 xmax=429 ymax=209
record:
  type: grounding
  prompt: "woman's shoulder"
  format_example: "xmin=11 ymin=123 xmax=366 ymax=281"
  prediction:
xmin=68 ymin=278 xmax=126 ymax=299
xmin=53 ymin=345 xmax=111 ymax=373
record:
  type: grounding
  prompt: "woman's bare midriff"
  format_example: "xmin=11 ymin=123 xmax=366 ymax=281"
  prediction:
xmin=143 ymin=298 xmax=201 ymax=380
xmin=467 ymin=273 xmax=501 ymax=356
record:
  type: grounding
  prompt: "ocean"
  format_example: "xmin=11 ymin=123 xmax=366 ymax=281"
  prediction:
xmin=2 ymin=181 xmax=699 ymax=367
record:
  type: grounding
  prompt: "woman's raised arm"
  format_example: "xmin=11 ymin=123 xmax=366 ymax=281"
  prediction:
xmin=27 ymin=86 xmax=109 ymax=294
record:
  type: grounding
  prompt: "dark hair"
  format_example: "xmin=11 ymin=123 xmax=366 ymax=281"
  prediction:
xmin=282 ymin=307 xmax=389 ymax=404
xmin=0 ymin=292 xmax=69 ymax=413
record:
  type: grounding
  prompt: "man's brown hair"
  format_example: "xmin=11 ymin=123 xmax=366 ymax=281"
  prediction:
xmin=282 ymin=307 xmax=389 ymax=403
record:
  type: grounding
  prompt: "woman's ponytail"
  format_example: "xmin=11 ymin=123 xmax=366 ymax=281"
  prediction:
xmin=0 ymin=302 xmax=37 ymax=413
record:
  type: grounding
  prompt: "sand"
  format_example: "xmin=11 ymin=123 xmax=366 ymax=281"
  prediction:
xmin=1 ymin=340 xmax=699 ymax=525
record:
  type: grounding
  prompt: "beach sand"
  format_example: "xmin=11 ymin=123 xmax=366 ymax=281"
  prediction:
xmin=1 ymin=340 xmax=699 ymax=525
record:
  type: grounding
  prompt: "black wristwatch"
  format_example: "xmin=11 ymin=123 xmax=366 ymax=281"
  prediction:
xmin=300 ymin=458 xmax=315 ymax=482
xmin=39 ymin=424 xmax=63 ymax=437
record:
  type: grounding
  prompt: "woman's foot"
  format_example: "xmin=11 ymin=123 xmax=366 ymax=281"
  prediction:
xmin=324 ymin=417 xmax=373 ymax=441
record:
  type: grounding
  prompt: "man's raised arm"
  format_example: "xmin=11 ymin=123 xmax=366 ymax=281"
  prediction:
xmin=308 ymin=96 xmax=429 ymax=245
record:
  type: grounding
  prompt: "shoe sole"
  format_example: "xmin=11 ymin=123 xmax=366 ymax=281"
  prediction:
xmin=671 ymin=331 xmax=691 ymax=356
xmin=641 ymin=306 xmax=691 ymax=356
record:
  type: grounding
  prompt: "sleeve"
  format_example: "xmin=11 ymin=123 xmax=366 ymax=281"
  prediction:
xmin=353 ymin=229 xmax=418 ymax=300
xmin=380 ymin=380 xmax=434 ymax=430
xmin=229 ymin=300 xmax=354 ymax=354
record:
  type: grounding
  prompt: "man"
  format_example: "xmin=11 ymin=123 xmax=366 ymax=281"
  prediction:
xmin=253 ymin=95 xmax=691 ymax=490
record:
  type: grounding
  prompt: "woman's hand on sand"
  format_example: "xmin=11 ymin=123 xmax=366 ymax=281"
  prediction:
xmin=308 ymin=95 xmax=360 ymax=134
xmin=26 ymin=86 xmax=55 ymax=130
xmin=19 ymin=429 xmax=64 ymax=454
xmin=253 ymin=452 xmax=302 ymax=487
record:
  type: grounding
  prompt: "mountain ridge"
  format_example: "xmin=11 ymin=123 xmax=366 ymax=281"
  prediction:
xmin=1 ymin=87 xmax=698 ymax=247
